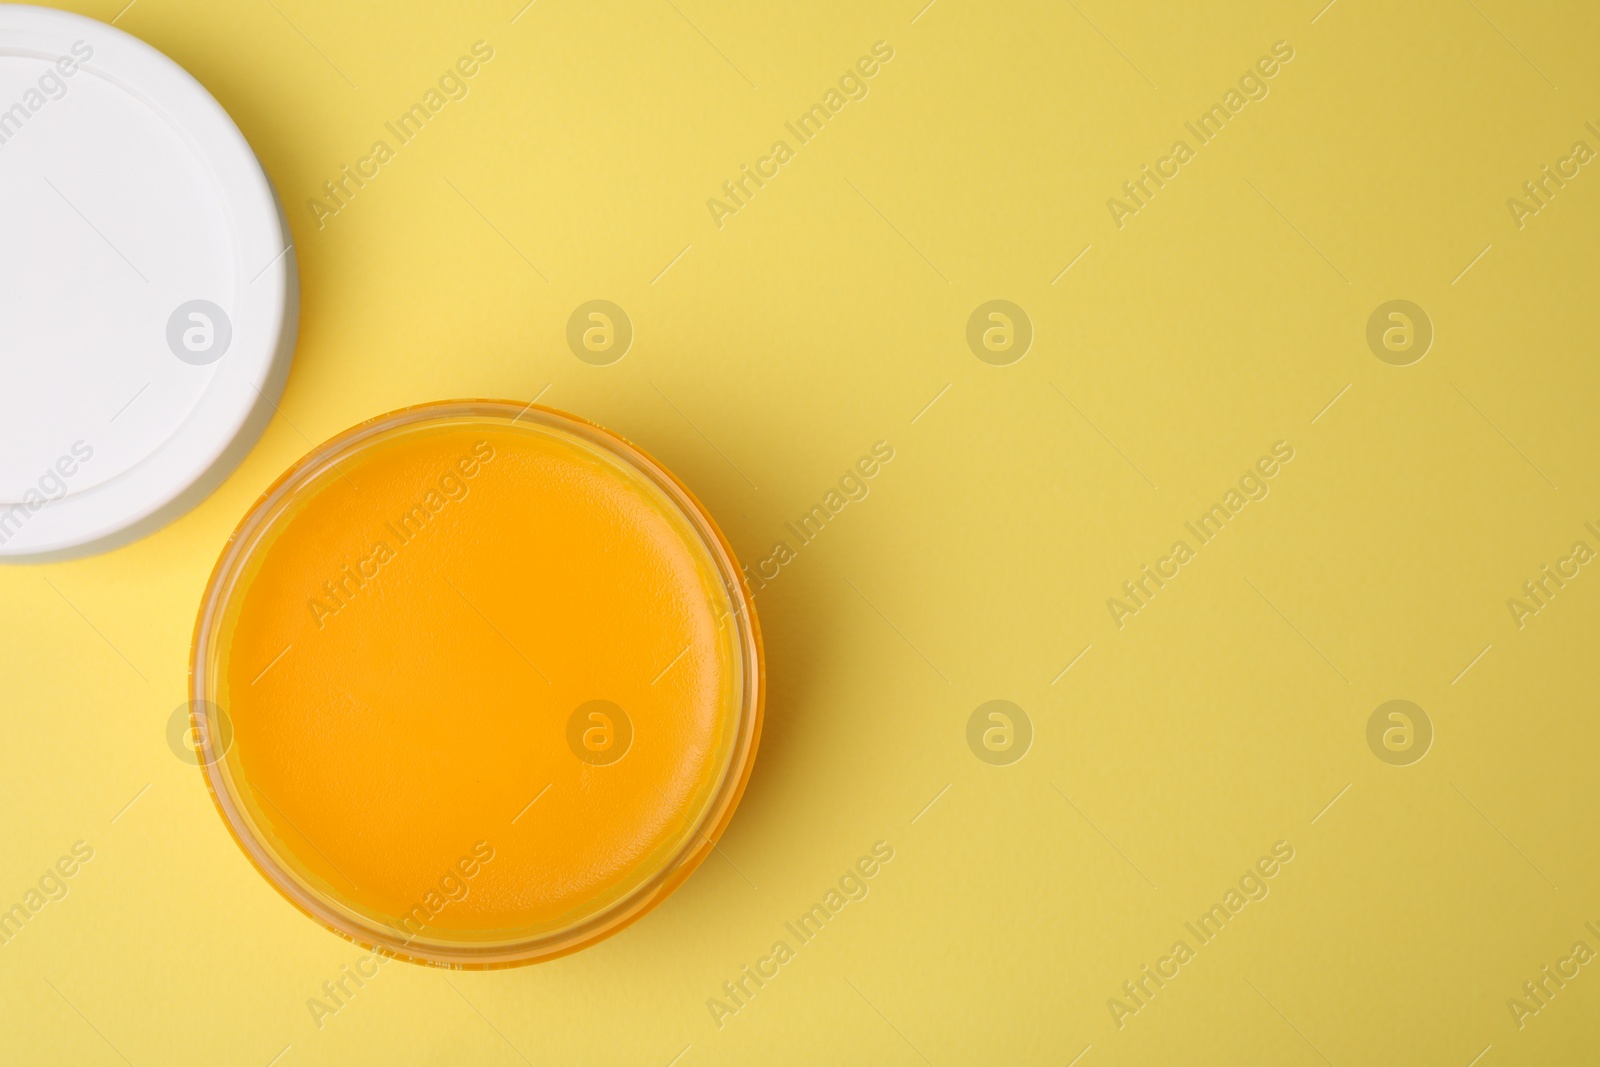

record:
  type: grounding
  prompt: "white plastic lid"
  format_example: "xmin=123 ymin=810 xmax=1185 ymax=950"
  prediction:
xmin=0 ymin=5 xmax=296 ymax=562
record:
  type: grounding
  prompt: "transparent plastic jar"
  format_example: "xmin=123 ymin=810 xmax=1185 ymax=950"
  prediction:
xmin=189 ymin=401 xmax=763 ymax=967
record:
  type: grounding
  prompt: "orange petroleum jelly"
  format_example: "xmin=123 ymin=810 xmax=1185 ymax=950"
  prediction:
xmin=192 ymin=403 xmax=761 ymax=966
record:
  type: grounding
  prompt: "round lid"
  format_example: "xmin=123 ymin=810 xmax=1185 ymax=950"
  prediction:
xmin=0 ymin=5 xmax=296 ymax=562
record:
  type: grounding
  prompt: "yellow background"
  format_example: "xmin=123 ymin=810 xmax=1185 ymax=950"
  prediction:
xmin=4 ymin=0 xmax=1600 ymax=1063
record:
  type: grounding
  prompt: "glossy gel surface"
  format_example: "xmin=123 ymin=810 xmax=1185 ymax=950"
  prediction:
xmin=192 ymin=403 xmax=761 ymax=966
